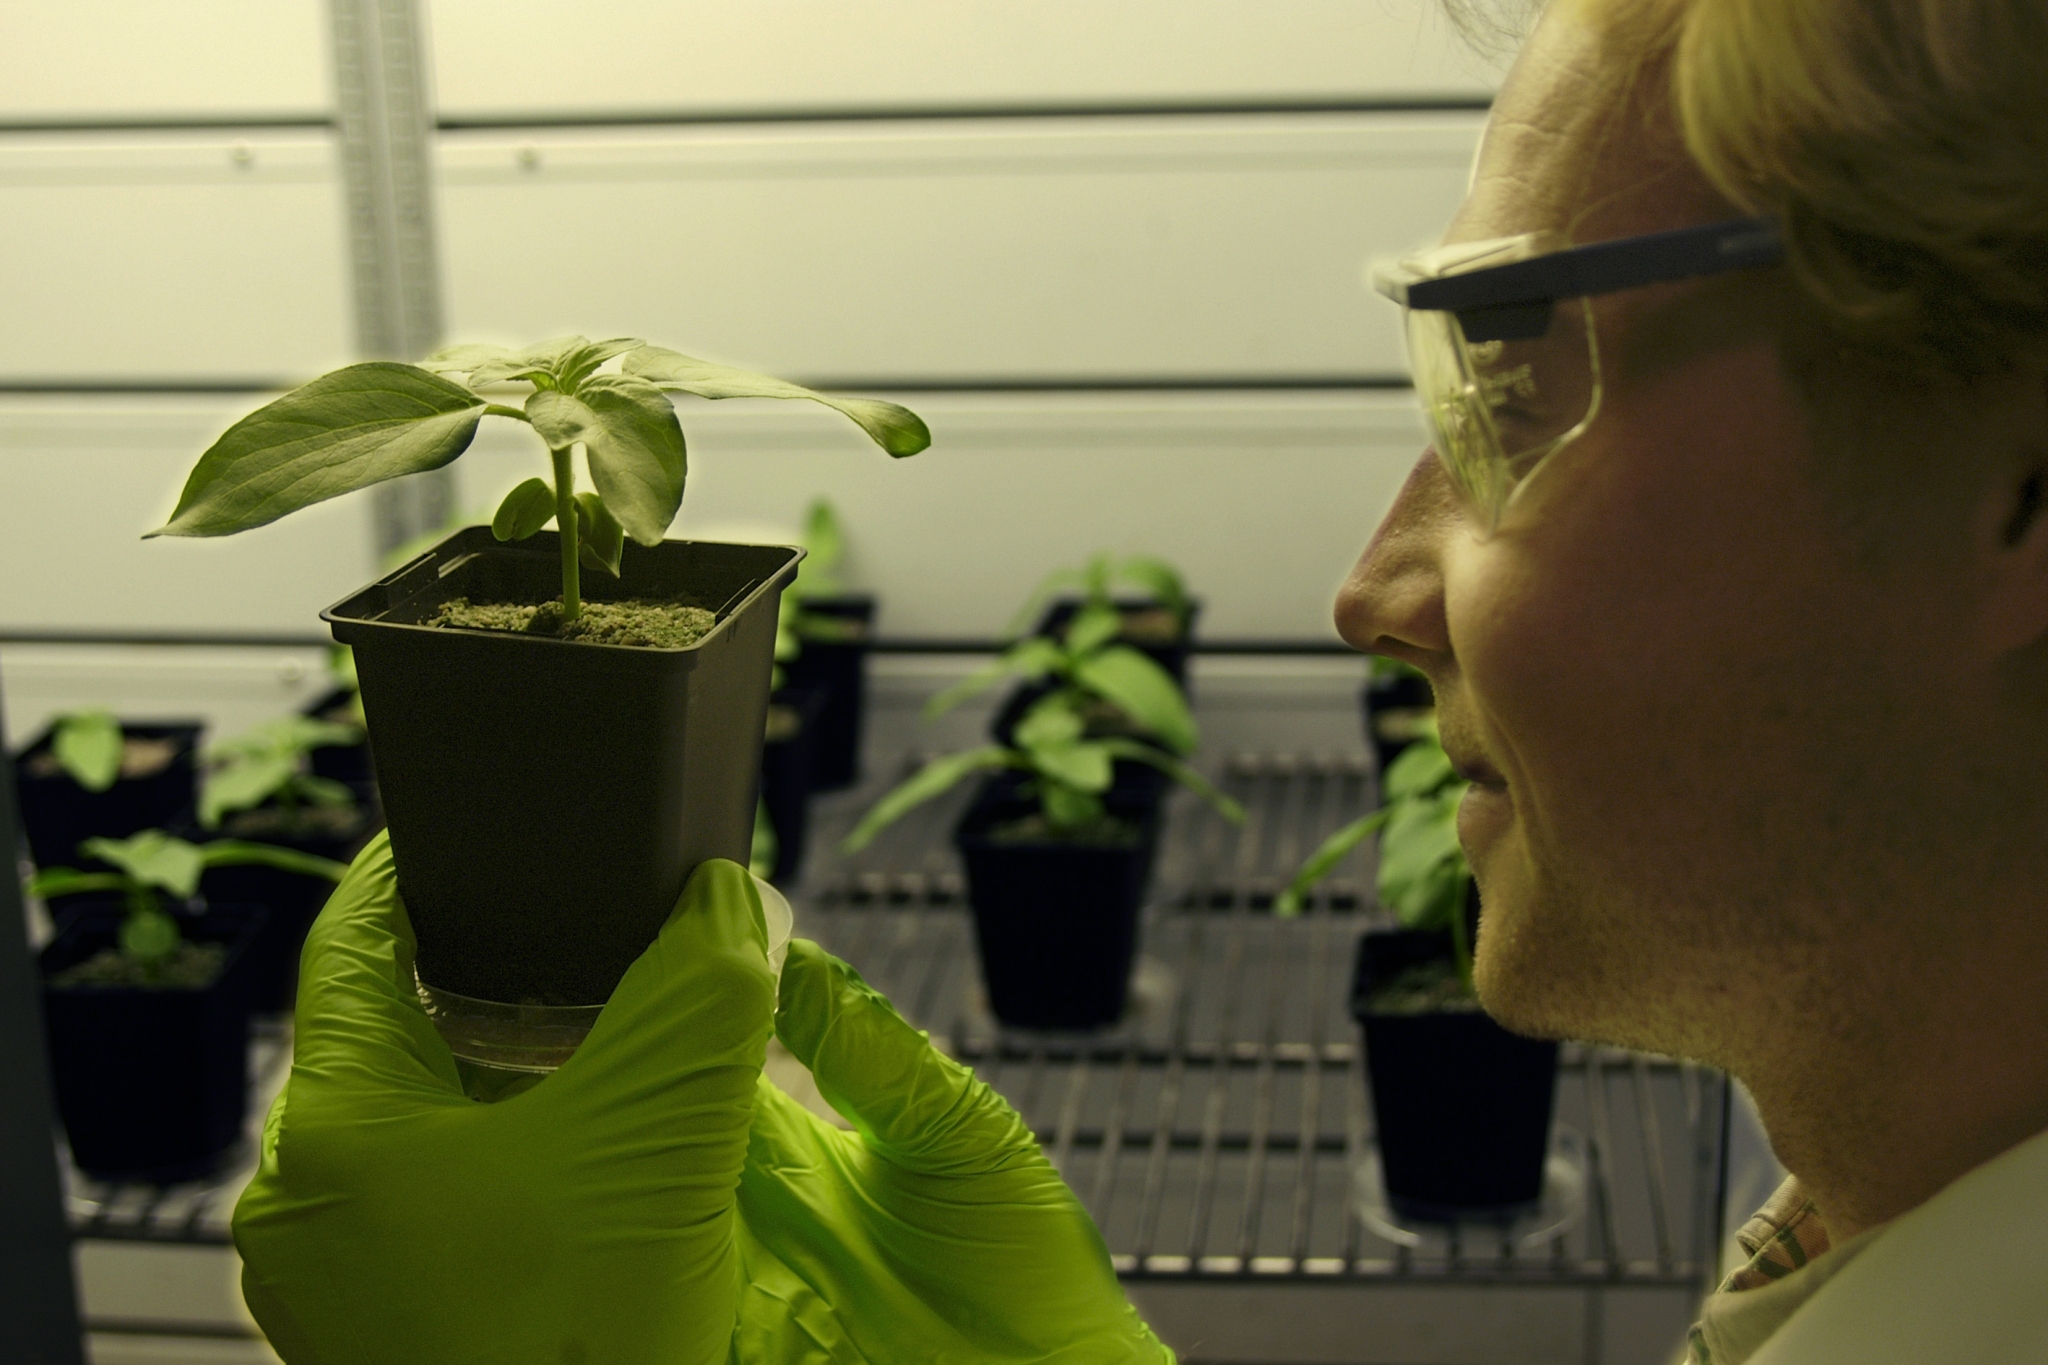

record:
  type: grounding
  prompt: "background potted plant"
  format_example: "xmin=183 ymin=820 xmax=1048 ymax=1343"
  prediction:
xmin=1360 ymin=655 xmax=1435 ymax=777
xmin=845 ymin=605 xmax=1239 ymax=1029
xmin=780 ymin=498 xmax=876 ymax=792
xmin=196 ymin=714 xmax=382 ymax=1010
xmin=13 ymin=710 xmax=203 ymax=871
xmin=148 ymin=336 xmax=927 ymax=1009
xmin=1279 ymin=727 xmax=1560 ymax=1221
xmin=301 ymin=646 xmax=375 ymax=795
xmin=31 ymin=830 xmax=341 ymax=1181
xmin=1009 ymin=552 xmax=1198 ymax=686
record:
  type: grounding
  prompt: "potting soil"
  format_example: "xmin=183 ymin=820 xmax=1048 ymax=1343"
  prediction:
xmin=987 ymin=812 xmax=1143 ymax=846
xmin=1367 ymin=959 xmax=1486 ymax=1015
xmin=434 ymin=596 xmax=718 ymax=648
xmin=50 ymin=942 xmax=227 ymax=990
xmin=222 ymin=802 xmax=365 ymax=841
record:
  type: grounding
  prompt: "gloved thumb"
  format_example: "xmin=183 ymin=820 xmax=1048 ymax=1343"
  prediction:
xmin=774 ymin=939 xmax=1036 ymax=1172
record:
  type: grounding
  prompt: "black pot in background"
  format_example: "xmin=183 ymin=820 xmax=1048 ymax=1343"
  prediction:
xmin=324 ymin=527 xmax=799 ymax=1006
xmin=1360 ymin=670 xmax=1436 ymax=777
xmin=14 ymin=721 xmax=203 ymax=871
xmin=41 ymin=905 xmax=265 ymax=1183
xmin=197 ymin=804 xmax=382 ymax=1013
xmin=300 ymin=686 xmax=376 ymax=796
xmin=759 ymin=685 xmax=827 ymax=885
xmin=782 ymin=593 xmax=874 ymax=792
xmin=1350 ymin=927 xmax=1560 ymax=1221
xmin=953 ymin=773 xmax=1164 ymax=1030
xmin=1035 ymin=596 xmax=1200 ymax=687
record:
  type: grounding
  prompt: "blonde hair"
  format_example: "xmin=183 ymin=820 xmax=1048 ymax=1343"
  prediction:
xmin=1573 ymin=0 xmax=2048 ymax=387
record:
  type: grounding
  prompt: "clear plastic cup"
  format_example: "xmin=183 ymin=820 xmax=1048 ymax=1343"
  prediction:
xmin=418 ymin=876 xmax=794 ymax=1076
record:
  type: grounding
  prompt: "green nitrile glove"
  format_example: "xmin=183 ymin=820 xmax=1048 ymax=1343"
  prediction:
xmin=231 ymin=832 xmax=776 ymax=1365
xmin=733 ymin=939 xmax=1176 ymax=1364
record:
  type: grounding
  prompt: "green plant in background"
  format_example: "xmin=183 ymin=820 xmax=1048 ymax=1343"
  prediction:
xmin=29 ymin=830 xmax=346 ymax=973
xmin=1275 ymin=724 xmax=1475 ymax=988
xmin=1004 ymin=552 xmax=1191 ymax=639
xmin=773 ymin=499 xmax=866 ymax=684
xmin=48 ymin=710 xmax=124 ymax=791
xmin=842 ymin=604 xmax=1241 ymax=852
xmin=324 ymin=646 xmax=365 ymax=726
xmin=148 ymin=337 xmax=930 ymax=624
xmin=200 ymin=717 xmax=364 ymax=830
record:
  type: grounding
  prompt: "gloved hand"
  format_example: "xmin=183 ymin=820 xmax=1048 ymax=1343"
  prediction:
xmin=734 ymin=940 xmax=1175 ymax=1364
xmin=231 ymin=831 xmax=777 ymax=1365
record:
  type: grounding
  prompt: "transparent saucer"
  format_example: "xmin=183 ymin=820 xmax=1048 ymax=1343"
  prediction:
xmin=417 ymin=876 xmax=793 ymax=1075
xmin=1352 ymin=1125 xmax=1588 ymax=1249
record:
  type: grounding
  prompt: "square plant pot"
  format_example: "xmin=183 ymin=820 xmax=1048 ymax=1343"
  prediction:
xmin=41 ymin=905 xmax=265 ymax=1183
xmin=197 ymin=804 xmax=382 ymax=1013
xmin=14 ymin=721 xmax=203 ymax=871
xmin=953 ymin=773 xmax=1164 ymax=1030
xmin=1350 ymin=927 xmax=1560 ymax=1221
xmin=759 ymin=684 xmax=828 ymax=886
xmin=782 ymin=593 xmax=875 ymax=791
xmin=322 ymin=526 xmax=800 ymax=1006
xmin=1035 ymin=596 xmax=1201 ymax=687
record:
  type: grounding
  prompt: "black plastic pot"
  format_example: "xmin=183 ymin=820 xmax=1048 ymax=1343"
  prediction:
xmin=783 ymin=593 xmax=874 ymax=791
xmin=1036 ymin=596 xmax=1200 ymax=686
xmin=953 ymin=773 xmax=1163 ymax=1030
xmin=1361 ymin=670 xmax=1436 ymax=777
xmin=198 ymin=806 xmax=381 ymax=1013
xmin=322 ymin=527 xmax=801 ymax=1006
xmin=1351 ymin=928 xmax=1560 ymax=1221
xmin=301 ymin=686 xmax=377 ymax=795
xmin=14 ymin=721 xmax=202 ymax=871
xmin=41 ymin=905 xmax=265 ymax=1182
xmin=759 ymin=685 xmax=827 ymax=885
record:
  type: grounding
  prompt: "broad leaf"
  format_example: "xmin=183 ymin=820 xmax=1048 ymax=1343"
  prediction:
xmin=1073 ymin=645 xmax=1197 ymax=755
xmin=492 ymin=477 xmax=557 ymax=541
xmin=1026 ymin=738 xmax=1112 ymax=793
xmin=53 ymin=711 xmax=121 ymax=792
xmin=207 ymin=715 xmax=358 ymax=762
xmin=555 ymin=337 xmax=644 ymax=392
xmin=299 ymin=775 xmax=358 ymax=807
xmin=427 ymin=336 xmax=586 ymax=389
xmin=624 ymin=346 xmax=931 ymax=457
xmin=27 ymin=868 xmax=126 ymax=900
xmin=200 ymin=751 xmax=296 ymax=828
xmin=198 ymin=839 xmax=347 ymax=881
xmin=1376 ymin=791 xmax=1468 ymax=930
xmin=1117 ymin=556 xmax=1190 ymax=622
xmin=922 ymin=637 xmax=1063 ymax=718
xmin=1062 ymin=603 xmax=1124 ymax=657
xmin=793 ymin=497 xmax=844 ymax=598
xmin=1039 ymin=781 xmax=1104 ymax=831
xmin=150 ymin=363 xmax=487 ymax=537
xmin=842 ymin=747 xmax=1015 ymax=853
xmin=1384 ymin=736 xmax=1457 ymax=801
xmin=81 ymin=832 xmax=204 ymax=899
xmin=527 ymin=377 xmax=686 ymax=546
xmin=1273 ymin=809 xmax=1393 ymax=916
xmin=1013 ymin=694 xmax=1085 ymax=749
xmin=575 ymin=492 xmax=626 ymax=575
xmin=1098 ymin=738 xmax=1245 ymax=825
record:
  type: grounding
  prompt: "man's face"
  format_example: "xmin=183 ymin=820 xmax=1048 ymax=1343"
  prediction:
xmin=1335 ymin=8 xmax=1985 ymax=1062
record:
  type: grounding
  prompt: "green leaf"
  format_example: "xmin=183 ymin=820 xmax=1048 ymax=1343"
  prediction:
xmin=1116 ymin=556 xmax=1190 ymax=622
xmin=80 ymin=831 xmax=204 ymax=899
xmin=1073 ymin=645 xmax=1197 ymax=755
xmin=27 ymin=868 xmax=127 ymax=900
xmin=1098 ymin=738 xmax=1246 ymax=826
xmin=296 ymin=774 xmax=358 ymax=807
xmin=624 ymin=346 xmax=931 ymax=457
xmin=1002 ymin=564 xmax=1086 ymax=638
xmin=119 ymin=909 xmax=181 ymax=965
xmin=1039 ymin=780 xmax=1104 ymax=831
xmin=922 ymin=637 xmax=1063 ymax=719
xmin=1013 ymin=693 xmax=1085 ymax=749
xmin=526 ymin=376 xmax=686 ymax=547
xmin=149 ymin=364 xmax=489 ymax=537
xmin=555 ymin=337 xmax=645 ymax=392
xmin=1273 ymin=809 xmax=1393 ymax=916
xmin=425 ymin=336 xmax=589 ymax=390
xmin=1377 ymin=790 xmax=1469 ymax=930
xmin=751 ymin=796 xmax=778 ymax=881
xmin=1026 ymin=738 xmax=1112 ymax=793
xmin=575 ymin=492 xmax=626 ymax=576
xmin=1383 ymin=735 xmax=1457 ymax=801
xmin=842 ymin=747 xmax=1015 ymax=853
xmin=52 ymin=711 xmax=122 ymax=792
xmin=803 ymin=498 xmax=843 ymax=574
xmin=1063 ymin=603 xmax=1124 ymax=657
xmin=328 ymin=644 xmax=358 ymax=691
xmin=200 ymin=751 xmax=296 ymax=828
xmin=492 ymin=477 xmax=558 ymax=541
xmin=198 ymin=839 xmax=347 ymax=881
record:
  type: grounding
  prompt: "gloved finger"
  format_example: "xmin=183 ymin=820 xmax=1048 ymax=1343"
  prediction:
xmin=289 ymin=830 xmax=466 ymax=1100
xmin=551 ymin=857 xmax=776 ymax=1104
xmin=774 ymin=939 xmax=1037 ymax=1172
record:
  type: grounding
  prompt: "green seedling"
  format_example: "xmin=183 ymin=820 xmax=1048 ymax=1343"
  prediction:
xmin=148 ymin=337 xmax=930 ymax=624
xmin=30 ymin=830 xmax=346 ymax=971
xmin=1004 ymin=552 xmax=1191 ymax=639
xmin=48 ymin=710 xmax=124 ymax=792
xmin=200 ymin=716 xmax=364 ymax=830
xmin=1275 ymin=723 xmax=1475 ymax=989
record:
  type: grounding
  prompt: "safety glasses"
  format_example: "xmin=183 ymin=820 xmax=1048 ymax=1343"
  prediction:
xmin=1369 ymin=217 xmax=1784 ymax=529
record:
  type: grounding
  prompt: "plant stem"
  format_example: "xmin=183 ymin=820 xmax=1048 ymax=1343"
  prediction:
xmin=552 ymin=443 xmax=581 ymax=622
xmin=1449 ymin=870 xmax=1476 ymax=994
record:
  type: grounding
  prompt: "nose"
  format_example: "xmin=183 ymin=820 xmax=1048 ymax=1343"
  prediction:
xmin=1333 ymin=447 xmax=1458 ymax=668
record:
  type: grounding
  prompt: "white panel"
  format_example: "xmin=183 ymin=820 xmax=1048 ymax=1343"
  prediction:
xmin=0 ymin=134 xmax=353 ymax=381
xmin=429 ymin=0 xmax=1499 ymax=119
xmin=455 ymin=390 xmax=1428 ymax=641
xmin=0 ymin=1 xmax=329 ymax=122
xmin=0 ymin=397 xmax=375 ymax=635
xmin=439 ymin=114 xmax=1481 ymax=383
